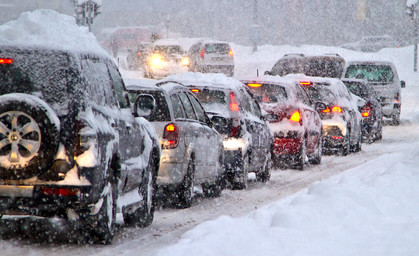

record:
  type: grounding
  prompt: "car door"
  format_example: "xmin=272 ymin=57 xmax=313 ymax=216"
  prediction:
xmin=177 ymin=92 xmax=207 ymax=181
xmin=187 ymin=92 xmax=219 ymax=179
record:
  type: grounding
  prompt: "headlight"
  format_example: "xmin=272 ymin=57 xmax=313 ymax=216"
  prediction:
xmin=149 ymin=54 xmax=164 ymax=68
xmin=181 ymin=57 xmax=190 ymax=66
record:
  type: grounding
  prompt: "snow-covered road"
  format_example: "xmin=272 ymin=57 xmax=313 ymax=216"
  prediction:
xmin=2 ymin=43 xmax=419 ymax=255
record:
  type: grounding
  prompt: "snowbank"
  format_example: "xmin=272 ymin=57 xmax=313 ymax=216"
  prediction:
xmin=0 ymin=9 xmax=108 ymax=56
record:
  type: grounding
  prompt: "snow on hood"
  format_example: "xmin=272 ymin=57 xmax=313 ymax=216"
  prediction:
xmin=0 ymin=9 xmax=108 ymax=57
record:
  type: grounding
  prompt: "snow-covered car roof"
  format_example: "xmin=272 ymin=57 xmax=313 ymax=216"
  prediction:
xmin=163 ymin=72 xmax=245 ymax=91
xmin=0 ymin=9 xmax=108 ymax=58
xmin=125 ymin=78 xmax=186 ymax=94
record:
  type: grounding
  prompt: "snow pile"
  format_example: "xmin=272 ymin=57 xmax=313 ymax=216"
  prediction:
xmin=0 ymin=9 xmax=107 ymax=56
xmin=158 ymin=149 xmax=419 ymax=256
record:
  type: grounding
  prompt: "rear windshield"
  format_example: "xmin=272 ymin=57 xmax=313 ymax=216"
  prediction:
xmin=204 ymin=44 xmax=230 ymax=54
xmin=343 ymin=81 xmax=376 ymax=99
xmin=0 ymin=49 xmax=72 ymax=114
xmin=271 ymin=58 xmax=304 ymax=76
xmin=304 ymin=58 xmax=344 ymax=78
xmin=245 ymin=83 xmax=287 ymax=103
xmin=345 ymin=64 xmax=394 ymax=83
xmin=153 ymin=45 xmax=184 ymax=55
xmin=128 ymin=90 xmax=171 ymax=121
xmin=302 ymin=86 xmax=337 ymax=104
xmin=190 ymin=88 xmax=228 ymax=113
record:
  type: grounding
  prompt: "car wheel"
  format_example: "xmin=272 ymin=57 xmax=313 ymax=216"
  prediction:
xmin=0 ymin=95 xmax=60 ymax=180
xmin=231 ymin=154 xmax=249 ymax=190
xmin=256 ymin=157 xmax=271 ymax=182
xmin=88 ymin=181 xmax=117 ymax=245
xmin=340 ymin=136 xmax=350 ymax=156
xmin=202 ymin=182 xmax=222 ymax=198
xmin=392 ymin=113 xmax=400 ymax=126
xmin=123 ymin=153 xmax=158 ymax=227
xmin=309 ymin=137 xmax=322 ymax=165
xmin=294 ymin=138 xmax=306 ymax=170
xmin=174 ymin=159 xmax=195 ymax=209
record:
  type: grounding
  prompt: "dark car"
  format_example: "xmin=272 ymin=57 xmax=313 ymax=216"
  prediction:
xmin=126 ymin=80 xmax=226 ymax=208
xmin=342 ymin=78 xmax=383 ymax=142
xmin=286 ymin=75 xmax=363 ymax=156
xmin=0 ymin=45 xmax=160 ymax=244
xmin=265 ymin=53 xmax=345 ymax=79
xmin=164 ymin=73 xmax=272 ymax=190
xmin=126 ymin=42 xmax=151 ymax=70
xmin=241 ymin=76 xmax=322 ymax=170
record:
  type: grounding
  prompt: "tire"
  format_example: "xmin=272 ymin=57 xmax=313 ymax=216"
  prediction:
xmin=392 ymin=113 xmax=400 ymax=126
xmin=294 ymin=139 xmax=306 ymax=170
xmin=256 ymin=157 xmax=271 ymax=182
xmin=123 ymin=154 xmax=158 ymax=227
xmin=0 ymin=95 xmax=60 ymax=180
xmin=202 ymin=182 xmax=222 ymax=198
xmin=231 ymin=154 xmax=249 ymax=190
xmin=88 ymin=181 xmax=117 ymax=245
xmin=174 ymin=159 xmax=195 ymax=209
xmin=340 ymin=136 xmax=350 ymax=156
xmin=309 ymin=137 xmax=322 ymax=165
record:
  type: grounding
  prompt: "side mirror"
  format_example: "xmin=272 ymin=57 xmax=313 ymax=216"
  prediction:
xmin=211 ymin=115 xmax=227 ymax=127
xmin=401 ymin=80 xmax=406 ymax=88
xmin=315 ymin=102 xmax=327 ymax=112
xmin=133 ymin=94 xmax=156 ymax=118
xmin=264 ymin=70 xmax=272 ymax=76
xmin=263 ymin=113 xmax=279 ymax=122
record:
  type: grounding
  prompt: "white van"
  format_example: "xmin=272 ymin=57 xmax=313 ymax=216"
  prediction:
xmin=343 ymin=61 xmax=405 ymax=125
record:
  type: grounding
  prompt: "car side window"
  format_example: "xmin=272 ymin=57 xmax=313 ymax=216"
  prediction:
xmin=187 ymin=93 xmax=209 ymax=124
xmin=108 ymin=63 xmax=130 ymax=108
xmin=81 ymin=58 xmax=116 ymax=106
xmin=295 ymin=85 xmax=312 ymax=105
xmin=178 ymin=92 xmax=197 ymax=120
xmin=170 ymin=94 xmax=185 ymax=120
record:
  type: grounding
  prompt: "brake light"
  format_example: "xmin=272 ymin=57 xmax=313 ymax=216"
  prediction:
xmin=247 ymin=83 xmax=262 ymax=88
xmin=289 ymin=110 xmax=301 ymax=122
xmin=229 ymin=50 xmax=234 ymax=56
xmin=190 ymin=89 xmax=200 ymax=93
xmin=300 ymin=81 xmax=312 ymax=86
xmin=361 ymin=103 xmax=371 ymax=117
xmin=229 ymin=91 xmax=240 ymax=112
xmin=322 ymin=107 xmax=331 ymax=113
xmin=331 ymin=106 xmax=342 ymax=113
xmin=0 ymin=58 xmax=13 ymax=64
xmin=137 ymin=52 xmax=141 ymax=56
xmin=200 ymin=49 xmax=205 ymax=59
xmin=41 ymin=187 xmax=80 ymax=197
xmin=394 ymin=93 xmax=400 ymax=103
xmin=163 ymin=123 xmax=180 ymax=149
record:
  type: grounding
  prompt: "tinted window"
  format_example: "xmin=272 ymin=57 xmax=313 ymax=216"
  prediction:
xmin=304 ymin=58 xmax=344 ymax=78
xmin=154 ymin=45 xmax=184 ymax=55
xmin=345 ymin=64 xmax=394 ymax=83
xmin=302 ymin=86 xmax=337 ymax=104
xmin=187 ymin=93 xmax=208 ymax=123
xmin=271 ymin=58 xmax=304 ymax=76
xmin=295 ymin=85 xmax=312 ymax=105
xmin=192 ymin=89 xmax=226 ymax=104
xmin=245 ymin=83 xmax=287 ymax=103
xmin=170 ymin=94 xmax=185 ymax=119
xmin=178 ymin=93 xmax=197 ymax=120
xmin=204 ymin=43 xmax=230 ymax=54
xmin=129 ymin=90 xmax=171 ymax=121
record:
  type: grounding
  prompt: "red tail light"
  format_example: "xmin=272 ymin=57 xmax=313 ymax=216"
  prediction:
xmin=137 ymin=52 xmax=141 ymax=56
xmin=41 ymin=187 xmax=80 ymax=197
xmin=229 ymin=50 xmax=234 ymax=56
xmin=190 ymin=89 xmax=200 ymax=93
xmin=200 ymin=49 xmax=205 ymax=59
xmin=394 ymin=93 xmax=400 ymax=103
xmin=322 ymin=107 xmax=331 ymax=113
xmin=289 ymin=110 xmax=301 ymax=122
xmin=163 ymin=123 xmax=180 ymax=149
xmin=229 ymin=91 xmax=240 ymax=112
xmin=361 ymin=103 xmax=371 ymax=117
xmin=0 ymin=58 xmax=13 ymax=64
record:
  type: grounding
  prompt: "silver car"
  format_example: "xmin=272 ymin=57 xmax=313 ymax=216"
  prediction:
xmin=344 ymin=61 xmax=405 ymax=125
xmin=127 ymin=80 xmax=225 ymax=208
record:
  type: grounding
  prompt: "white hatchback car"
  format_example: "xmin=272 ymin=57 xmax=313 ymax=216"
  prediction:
xmin=126 ymin=80 xmax=225 ymax=208
xmin=188 ymin=40 xmax=234 ymax=76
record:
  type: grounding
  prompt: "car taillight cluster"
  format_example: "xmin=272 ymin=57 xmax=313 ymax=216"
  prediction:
xmin=229 ymin=91 xmax=240 ymax=112
xmin=394 ymin=93 xmax=400 ymax=103
xmin=228 ymin=50 xmax=234 ymax=57
xmin=361 ymin=103 xmax=371 ymax=117
xmin=289 ymin=110 xmax=301 ymax=123
xmin=0 ymin=58 xmax=13 ymax=64
xmin=322 ymin=106 xmax=342 ymax=113
xmin=163 ymin=123 xmax=180 ymax=149
xmin=229 ymin=91 xmax=241 ymax=137
xmin=200 ymin=49 xmax=205 ymax=59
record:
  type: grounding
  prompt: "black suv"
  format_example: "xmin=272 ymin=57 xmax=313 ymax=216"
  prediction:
xmin=0 ymin=45 xmax=160 ymax=244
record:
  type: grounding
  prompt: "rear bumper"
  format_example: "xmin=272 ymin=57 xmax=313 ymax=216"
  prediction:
xmin=381 ymin=102 xmax=400 ymax=117
xmin=0 ymin=184 xmax=91 ymax=217
xmin=273 ymin=137 xmax=303 ymax=155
